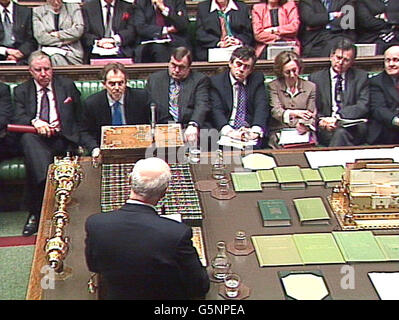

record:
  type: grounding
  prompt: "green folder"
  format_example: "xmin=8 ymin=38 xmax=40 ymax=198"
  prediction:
xmin=293 ymin=233 xmax=345 ymax=264
xmin=273 ymin=166 xmax=305 ymax=183
xmin=318 ymin=166 xmax=344 ymax=185
xmin=231 ymin=172 xmax=262 ymax=192
xmin=293 ymin=197 xmax=330 ymax=225
xmin=256 ymin=169 xmax=278 ymax=186
xmin=332 ymin=231 xmax=387 ymax=262
xmin=252 ymin=235 xmax=303 ymax=266
xmin=301 ymin=168 xmax=323 ymax=185
xmin=375 ymin=235 xmax=399 ymax=261
xmin=257 ymin=199 xmax=291 ymax=226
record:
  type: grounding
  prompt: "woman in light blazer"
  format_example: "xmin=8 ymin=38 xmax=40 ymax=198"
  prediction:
xmin=251 ymin=0 xmax=300 ymax=58
xmin=32 ymin=0 xmax=84 ymax=65
xmin=268 ymin=51 xmax=317 ymax=148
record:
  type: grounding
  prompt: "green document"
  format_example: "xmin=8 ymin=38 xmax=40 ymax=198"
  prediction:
xmin=273 ymin=166 xmax=304 ymax=183
xmin=332 ymin=231 xmax=387 ymax=262
xmin=257 ymin=199 xmax=291 ymax=227
xmin=293 ymin=233 xmax=345 ymax=264
xmin=301 ymin=168 xmax=323 ymax=185
xmin=230 ymin=172 xmax=262 ymax=192
xmin=252 ymin=235 xmax=303 ymax=267
xmin=256 ymin=169 xmax=278 ymax=187
xmin=375 ymin=235 xmax=399 ymax=261
xmin=293 ymin=197 xmax=330 ymax=224
xmin=318 ymin=166 xmax=344 ymax=183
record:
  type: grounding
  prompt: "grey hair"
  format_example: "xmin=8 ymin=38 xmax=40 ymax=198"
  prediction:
xmin=28 ymin=50 xmax=52 ymax=67
xmin=129 ymin=158 xmax=171 ymax=200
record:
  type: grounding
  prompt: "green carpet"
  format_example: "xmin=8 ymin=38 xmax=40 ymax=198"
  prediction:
xmin=0 ymin=211 xmax=28 ymax=237
xmin=0 ymin=245 xmax=34 ymax=300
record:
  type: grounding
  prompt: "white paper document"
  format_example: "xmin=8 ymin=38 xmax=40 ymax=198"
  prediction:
xmin=218 ymin=135 xmax=257 ymax=150
xmin=141 ymin=38 xmax=171 ymax=45
xmin=368 ymin=272 xmax=399 ymax=300
xmin=92 ymin=44 xmax=119 ymax=56
xmin=41 ymin=46 xmax=67 ymax=56
xmin=305 ymin=147 xmax=399 ymax=169
xmin=278 ymin=129 xmax=310 ymax=145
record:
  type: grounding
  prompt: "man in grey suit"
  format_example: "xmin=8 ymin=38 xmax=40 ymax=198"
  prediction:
xmin=146 ymin=47 xmax=210 ymax=144
xmin=309 ymin=39 xmax=370 ymax=146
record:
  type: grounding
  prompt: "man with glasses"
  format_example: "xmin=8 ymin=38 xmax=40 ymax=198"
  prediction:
xmin=80 ymin=62 xmax=151 ymax=160
xmin=309 ymin=39 xmax=370 ymax=146
xmin=146 ymin=46 xmax=210 ymax=144
xmin=209 ymin=46 xmax=269 ymax=147
xmin=368 ymin=46 xmax=399 ymax=145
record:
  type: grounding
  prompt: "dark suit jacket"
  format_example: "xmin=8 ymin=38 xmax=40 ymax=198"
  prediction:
xmin=356 ymin=0 xmax=389 ymax=44
xmin=133 ymin=0 xmax=189 ymax=48
xmin=147 ymin=70 xmax=210 ymax=127
xmin=298 ymin=0 xmax=355 ymax=57
xmin=309 ymin=67 xmax=370 ymax=145
xmin=80 ymin=87 xmax=151 ymax=153
xmin=0 ymin=3 xmax=37 ymax=62
xmin=0 ymin=82 xmax=12 ymax=133
xmin=209 ymin=70 xmax=269 ymax=133
xmin=85 ymin=203 xmax=210 ymax=300
xmin=368 ymin=71 xmax=399 ymax=144
xmin=195 ymin=0 xmax=253 ymax=61
xmin=81 ymin=0 xmax=136 ymax=59
xmin=13 ymin=76 xmax=82 ymax=146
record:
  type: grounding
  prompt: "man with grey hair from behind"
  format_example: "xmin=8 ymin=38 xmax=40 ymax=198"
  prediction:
xmin=85 ymin=157 xmax=210 ymax=300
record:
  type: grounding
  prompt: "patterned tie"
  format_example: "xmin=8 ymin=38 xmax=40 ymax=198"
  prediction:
xmin=155 ymin=7 xmax=165 ymax=27
xmin=104 ymin=4 xmax=112 ymax=37
xmin=112 ymin=101 xmax=123 ymax=125
xmin=322 ymin=0 xmax=332 ymax=11
xmin=2 ymin=8 xmax=13 ymax=47
xmin=233 ymin=82 xmax=248 ymax=129
xmin=39 ymin=87 xmax=50 ymax=123
xmin=335 ymin=74 xmax=343 ymax=113
xmin=169 ymin=80 xmax=180 ymax=121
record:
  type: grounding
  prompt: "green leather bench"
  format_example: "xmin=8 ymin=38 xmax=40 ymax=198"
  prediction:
xmin=0 ymin=71 xmax=383 ymax=183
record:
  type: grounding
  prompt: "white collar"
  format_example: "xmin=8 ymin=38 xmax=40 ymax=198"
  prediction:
xmin=330 ymin=67 xmax=346 ymax=80
xmin=126 ymin=199 xmax=156 ymax=211
xmin=107 ymin=93 xmax=124 ymax=107
xmin=1 ymin=1 xmax=13 ymax=14
xmin=210 ymin=0 xmax=238 ymax=13
xmin=33 ymin=80 xmax=52 ymax=92
xmin=101 ymin=0 xmax=115 ymax=8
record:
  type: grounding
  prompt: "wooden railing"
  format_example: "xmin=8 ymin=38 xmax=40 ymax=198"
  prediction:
xmin=0 ymin=55 xmax=385 ymax=82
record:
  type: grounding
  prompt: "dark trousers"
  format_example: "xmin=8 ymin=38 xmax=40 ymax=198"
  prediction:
xmin=318 ymin=124 xmax=367 ymax=147
xmin=20 ymin=133 xmax=76 ymax=219
xmin=136 ymin=43 xmax=172 ymax=63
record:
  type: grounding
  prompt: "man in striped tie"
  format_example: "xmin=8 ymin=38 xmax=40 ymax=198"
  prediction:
xmin=209 ymin=46 xmax=269 ymax=147
xmin=147 ymin=47 xmax=210 ymax=145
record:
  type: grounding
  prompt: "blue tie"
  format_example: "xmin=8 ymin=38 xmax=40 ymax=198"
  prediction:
xmin=233 ymin=82 xmax=248 ymax=129
xmin=112 ymin=101 xmax=123 ymax=125
xmin=169 ymin=80 xmax=180 ymax=121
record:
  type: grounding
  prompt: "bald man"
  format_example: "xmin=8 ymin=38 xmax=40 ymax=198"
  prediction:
xmin=368 ymin=46 xmax=399 ymax=145
xmin=85 ymin=157 xmax=210 ymax=300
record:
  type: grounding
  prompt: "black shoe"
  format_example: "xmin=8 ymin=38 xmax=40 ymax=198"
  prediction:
xmin=22 ymin=215 xmax=38 ymax=237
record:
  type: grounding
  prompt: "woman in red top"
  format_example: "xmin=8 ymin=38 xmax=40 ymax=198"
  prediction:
xmin=252 ymin=0 xmax=301 ymax=58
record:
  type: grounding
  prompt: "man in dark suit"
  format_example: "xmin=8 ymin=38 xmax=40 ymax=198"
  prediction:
xmin=209 ymin=46 xmax=269 ymax=147
xmin=299 ymin=0 xmax=355 ymax=57
xmin=0 ymin=81 xmax=15 ymax=160
xmin=85 ymin=157 xmax=210 ymax=300
xmin=81 ymin=0 xmax=136 ymax=62
xmin=147 ymin=46 xmax=209 ymax=144
xmin=13 ymin=50 xmax=82 ymax=236
xmin=133 ymin=0 xmax=190 ymax=62
xmin=356 ymin=0 xmax=399 ymax=55
xmin=0 ymin=0 xmax=36 ymax=64
xmin=195 ymin=0 xmax=253 ymax=61
xmin=81 ymin=62 xmax=151 ymax=159
xmin=309 ymin=39 xmax=370 ymax=147
xmin=368 ymin=46 xmax=399 ymax=145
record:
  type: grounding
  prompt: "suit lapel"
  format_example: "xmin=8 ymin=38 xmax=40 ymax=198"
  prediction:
xmin=383 ymin=72 xmax=399 ymax=104
xmin=177 ymin=74 xmax=192 ymax=122
xmin=53 ymin=78 xmax=66 ymax=121
xmin=321 ymin=69 xmax=332 ymax=113
xmin=113 ymin=0 xmax=122 ymax=31
xmin=224 ymin=71 xmax=233 ymax=112
xmin=342 ymin=69 xmax=353 ymax=107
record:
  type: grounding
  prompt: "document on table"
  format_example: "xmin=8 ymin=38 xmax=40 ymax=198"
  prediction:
xmin=41 ymin=46 xmax=67 ymax=56
xmin=92 ymin=44 xmax=119 ymax=56
xmin=368 ymin=272 xmax=399 ymax=300
xmin=278 ymin=129 xmax=310 ymax=145
xmin=305 ymin=146 xmax=399 ymax=169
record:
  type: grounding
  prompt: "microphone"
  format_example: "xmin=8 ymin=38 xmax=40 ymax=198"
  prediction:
xmin=150 ymin=102 xmax=156 ymax=142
